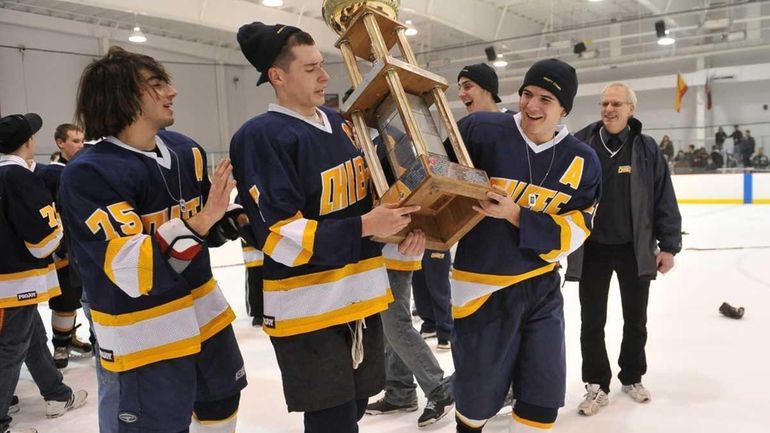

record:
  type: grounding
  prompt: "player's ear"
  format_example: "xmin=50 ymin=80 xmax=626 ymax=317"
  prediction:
xmin=268 ymin=66 xmax=283 ymax=86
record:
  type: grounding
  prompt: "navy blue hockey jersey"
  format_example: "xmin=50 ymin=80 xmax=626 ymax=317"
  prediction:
xmin=59 ymin=130 xmax=234 ymax=372
xmin=33 ymin=160 xmax=72 ymax=271
xmin=0 ymin=155 xmax=62 ymax=308
xmin=230 ymin=104 xmax=391 ymax=337
xmin=451 ymin=112 xmax=601 ymax=318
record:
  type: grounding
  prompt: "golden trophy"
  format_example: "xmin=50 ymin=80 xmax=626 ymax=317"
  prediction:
xmin=322 ymin=0 xmax=491 ymax=250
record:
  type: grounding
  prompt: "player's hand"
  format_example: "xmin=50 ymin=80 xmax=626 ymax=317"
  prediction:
xmin=398 ymin=229 xmax=425 ymax=257
xmin=188 ymin=158 xmax=236 ymax=235
xmin=361 ymin=202 xmax=420 ymax=238
xmin=656 ymin=251 xmax=675 ymax=274
xmin=473 ymin=189 xmax=521 ymax=227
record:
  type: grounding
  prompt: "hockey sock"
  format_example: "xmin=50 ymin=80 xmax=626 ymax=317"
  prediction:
xmin=51 ymin=311 xmax=76 ymax=347
xmin=510 ymin=401 xmax=557 ymax=432
xmin=456 ymin=411 xmax=486 ymax=432
xmin=191 ymin=394 xmax=240 ymax=433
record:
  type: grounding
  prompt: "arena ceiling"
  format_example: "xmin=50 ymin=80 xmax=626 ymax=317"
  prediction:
xmin=2 ymin=0 xmax=770 ymax=83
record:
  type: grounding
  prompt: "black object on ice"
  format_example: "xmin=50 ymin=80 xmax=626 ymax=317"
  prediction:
xmin=719 ymin=302 xmax=745 ymax=319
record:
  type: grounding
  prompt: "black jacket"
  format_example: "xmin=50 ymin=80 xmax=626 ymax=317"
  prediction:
xmin=566 ymin=117 xmax=682 ymax=281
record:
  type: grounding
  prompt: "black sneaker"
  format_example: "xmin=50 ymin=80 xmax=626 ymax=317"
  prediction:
xmin=365 ymin=397 xmax=418 ymax=415
xmin=417 ymin=395 xmax=454 ymax=427
xmin=420 ymin=329 xmax=437 ymax=339
xmin=436 ymin=339 xmax=450 ymax=350
xmin=9 ymin=395 xmax=20 ymax=414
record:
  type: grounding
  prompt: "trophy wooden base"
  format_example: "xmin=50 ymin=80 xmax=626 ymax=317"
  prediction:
xmin=374 ymin=153 xmax=490 ymax=250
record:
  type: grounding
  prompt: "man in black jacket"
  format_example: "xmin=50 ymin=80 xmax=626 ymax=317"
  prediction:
xmin=566 ymin=82 xmax=682 ymax=416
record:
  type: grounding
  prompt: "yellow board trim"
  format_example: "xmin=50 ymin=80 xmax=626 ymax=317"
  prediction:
xmin=263 ymin=256 xmax=385 ymax=291
xmin=101 ymin=334 xmax=201 ymax=373
xmin=677 ymin=198 xmax=743 ymax=204
xmin=752 ymin=198 xmax=770 ymax=204
xmin=91 ymin=296 xmax=194 ymax=327
xmin=512 ymin=413 xmax=554 ymax=430
xmin=263 ymin=289 xmax=393 ymax=337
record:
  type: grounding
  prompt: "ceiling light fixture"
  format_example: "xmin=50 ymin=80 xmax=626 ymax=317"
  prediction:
xmin=485 ymin=46 xmax=497 ymax=62
xmin=404 ymin=20 xmax=418 ymax=36
xmin=655 ymin=20 xmax=675 ymax=45
xmin=261 ymin=0 xmax=284 ymax=7
xmin=128 ymin=26 xmax=147 ymax=43
xmin=493 ymin=54 xmax=508 ymax=68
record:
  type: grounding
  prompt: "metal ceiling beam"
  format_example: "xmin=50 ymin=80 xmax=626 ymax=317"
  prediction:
xmin=402 ymin=0 xmax=543 ymax=43
xmin=54 ymin=0 xmax=340 ymax=53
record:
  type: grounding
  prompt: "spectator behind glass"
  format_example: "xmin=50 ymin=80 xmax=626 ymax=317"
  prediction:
xmin=752 ymin=148 xmax=769 ymax=168
xmin=714 ymin=126 xmax=727 ymax=151
xmin=659 ymin=135 xmax=674 ymax=161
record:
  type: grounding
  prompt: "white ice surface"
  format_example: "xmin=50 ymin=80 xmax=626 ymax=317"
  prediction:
xmin=10 ymin=204 xmax=770 ymax=432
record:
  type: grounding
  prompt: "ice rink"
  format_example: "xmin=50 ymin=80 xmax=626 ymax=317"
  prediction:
xmin=10 ymin=204 xmax=770 ymax=432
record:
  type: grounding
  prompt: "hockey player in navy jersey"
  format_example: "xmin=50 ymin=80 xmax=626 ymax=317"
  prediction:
xmin=449 ymin=59 xmax=602 ymax=433
xmin=457 ymin=63 xmax=511 ymax=114
xmin=59 ymin=47 xmax=247 ymax=433
xmin=231 ymin=22 xmax=424 ymax=433
xmin=1 ymin=112 xmax=88 ymax=433
xmin=34 ymin=124 xmax=93 ymax=369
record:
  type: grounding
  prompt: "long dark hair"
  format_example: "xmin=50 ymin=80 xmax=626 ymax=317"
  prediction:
xmin=75 ymin=46 xmax=170 ymax=140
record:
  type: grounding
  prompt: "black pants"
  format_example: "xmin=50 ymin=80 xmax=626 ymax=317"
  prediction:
xmin=304 ymin=398 xmax=367 ymax=433
xmin=579 ymin=242 xmax=650 ymax=393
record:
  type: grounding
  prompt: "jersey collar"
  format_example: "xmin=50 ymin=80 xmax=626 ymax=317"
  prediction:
xmin=513 ymin=112 xmax=570 ymax=154
xmin=0 ymin=154 xmax=31 ymax=171
xmin=268 ymin=103 xmax=333 ymax=134
xmin=104 ymin=135 xmax=173 ymax=169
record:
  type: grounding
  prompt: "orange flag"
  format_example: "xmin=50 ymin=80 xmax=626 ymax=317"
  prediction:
xmin=674 ymin=73 xmax=688 ymax=112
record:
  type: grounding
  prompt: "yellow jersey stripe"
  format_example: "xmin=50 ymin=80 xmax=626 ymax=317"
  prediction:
xmin=0 ymin=264 xmax=56 ymax=282
xmin=199 ymin=307 xmax=236 ymax=342
xmin=24 ymin=225 xmax=62 ymax=250
xmin=539 ymin=214 xmax=571 ymax=262
xmin=91 ymin=296 xmax=195 ymax=327
xmin=263 ymin=290 xmax=393 ymax=337
xmin=0 ymin=286 xmax=60 ymax=309
xmin=263 ymin=256 xmax=385 ymax=291
xmin=137 ymin=236 xmax=154 ymax=296
xmin=383 ymin=259 xmax=422 ymax=271
xmin=190 ymin=278 xmax=218 ymax=299
xmin=101 ymin=335 xmax=201 ymax=373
